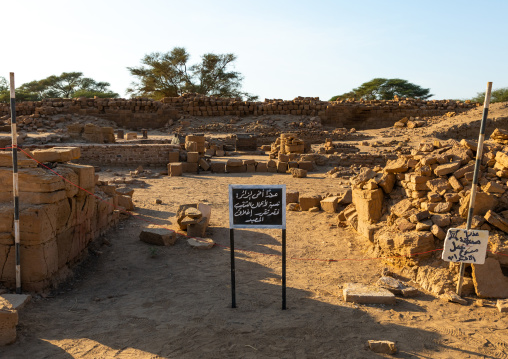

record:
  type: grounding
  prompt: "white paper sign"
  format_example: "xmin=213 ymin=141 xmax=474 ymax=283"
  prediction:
xmin=442 ymin=228 xmax=489 ymax=264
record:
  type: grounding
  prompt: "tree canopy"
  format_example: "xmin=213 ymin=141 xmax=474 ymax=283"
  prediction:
xmin=329 ymin=78 xmax=433 ymax=101
xmin=127 ymin=47 xmax=257 ymax=101
xmin=471 ymin=87 xmax=508 ymax=104
xmin=0 ymin=72 xmax=118 ymax=102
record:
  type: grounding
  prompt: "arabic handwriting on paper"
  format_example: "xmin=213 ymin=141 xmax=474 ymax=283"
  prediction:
xmin=442 ymin=228 xmax=488 ymax=264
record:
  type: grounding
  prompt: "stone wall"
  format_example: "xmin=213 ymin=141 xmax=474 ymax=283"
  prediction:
xmin=0 ymin=150 xmax=122 ymax=292
xmin=0 ymin=94 xmax=478 ymax=130
xmin=75 ymin=144 xmax=180 ymax=166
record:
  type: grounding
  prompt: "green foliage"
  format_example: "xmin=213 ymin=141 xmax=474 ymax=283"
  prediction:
xmin=329 ymin=78 xmax=433 ymax=101
xmin=127 ymin=47 xmax=257 ymax=101
xmin=0 ymin=76 xmax=9 ymax=102
xmin=471 ymin=87 xmax=508 ymax=103
xmin=0 ymin=73 xmax=118 ymax=102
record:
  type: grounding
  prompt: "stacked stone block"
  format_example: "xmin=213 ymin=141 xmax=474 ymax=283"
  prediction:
xmin=0 ymin=147 xmax=124 ymax=292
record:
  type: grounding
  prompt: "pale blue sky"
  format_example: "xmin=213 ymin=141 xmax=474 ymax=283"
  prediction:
xmin=3 ymin=0 xmax=507 ymax=101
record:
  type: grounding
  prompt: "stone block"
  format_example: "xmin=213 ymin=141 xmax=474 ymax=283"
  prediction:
xmin=320 ymin=197 xmax=339 ymax=213
xmin=368 ymin=340 xmax=397 ymax=355
xmin=226 ymin=164 xmax=246 ymax=173
xmin=198 ymin=158 xmax=210 ymax=171
xmin=434 ymin=161 xmax=461 ymax=176
xmin=125 ymin=132 xmax=137 ymax=140
xmin=378 ymin=173 xmax=395 ymax=194
xmin=227 ymin=159 xmax=243 ymax=167
xmin=117 ymin=195 xmax=134 ymax=211
xmin=343 ymin=283 xmax=396 ymax=304
xmin=59 ymin=163 xmax=95 ymax=191
xmin=187 ymin=152 xmax=199 ymax=163
xmin=182 ymin=162 xmax=198 ymax=173
xmin=168 ymin=151 xmax=179 ymax=163
xmin=0 ymin=298 xmax=18 ymax=346
xmin=485 ymin=210 xmax=508 ymax=233
xmin=297 ymin=161 xmax=314 ymax=171
xmin=187 ymin=237 xmax=214 ymax=249
xmin=431 ymin=224 xmax=446 ymax=240
xmin=168 ymin=163 xmax=183 ymax=177
xmin=289 ymin=168 xmax=307 ymax=178
xmin=210 ymin=162 xmax=225 ymax=173
xmin=472 ymin=257 xmax=508 ymax=298
xmin=286 ymin=191 xmax=299 ymax=204
xmin=497 ymin=299 xmax=508 ymax=312
xmin=187 ymin=217 xmax=208 ymax=238
xmin=255 ymin=162 xmax=267 ymax=172
xmin=352 ymin=188 xmax=383 ymax=224
xmin=276 ymin=161 xmax=288 ymax=173
xmin=140 ymin=227 xmax=176 ymax=246
xmin=384 ymin=157 xmax=408 ymax=173
xmin=299 ymin=194 xmax=322 ymax=211
xmin=448 ymin=176 xmax=463 ymax=191
xmin=459 ymin=192 xmax=498 ymax=218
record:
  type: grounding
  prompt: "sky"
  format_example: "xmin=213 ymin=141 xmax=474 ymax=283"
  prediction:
xmin=2 ymin=0 xmax=507 ymax=101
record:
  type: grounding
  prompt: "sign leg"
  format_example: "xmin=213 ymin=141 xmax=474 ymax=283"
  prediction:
xmin=230 ymin=228 xmax=236 ymax=308
xmin=282 ymin=228 xmax=286 ymax=310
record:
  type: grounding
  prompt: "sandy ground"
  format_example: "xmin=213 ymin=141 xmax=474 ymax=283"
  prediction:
xmin=1 ymin=168 xmax=508 ymax=359
xmin=2 ymin=103 xmax=508 ymax=358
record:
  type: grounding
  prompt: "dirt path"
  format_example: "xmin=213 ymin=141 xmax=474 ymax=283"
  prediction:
xmin=1 ymin=169 xmax=508 ymax=358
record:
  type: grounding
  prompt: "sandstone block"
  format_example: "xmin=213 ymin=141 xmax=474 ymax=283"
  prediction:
xmin=226 ymin=164 xmax=246 ymax=173
xmin=431 ymin=214 xmax=450 ymax=227
xmin=353 ymin=188 xmax=383 ymax=224
xmin=277 ymin=161 xmax=288 ymax=173
xmin=139 ymin=227 xmax=176 ymax=246
xmin=320 ymin=197 xmax=339 ymax=213
xmin=59 ymin=163 xmax=95 ymax=191
xmin=182 ymin=162 xmax=198 ymax=173
xmin=255 ymin=162 xmax=267 ymax=172
xmin=343 ymin=283 xmax=396 ymax=304
xmin=227 ymin=159 xmax=243 ymax=167
xmin=299 ymin=194 xmax=322 ymax=211
xmin=483 ymin=181 xmax=505 ymax=194
xmin=187 ymin=217 xmax=208 ymax=237
xmin=497 ymin=299 xmax=508 ymax=312
xmin=297 ymin=161 xmax=314 ymax=171
xmin=168 ymin=163 xmax=183 ymax=176
xmin=286 ymin=191 xmax=299 ymax=203
xmin=485 ymin=210 xmax=508 ymax=233
xmin=198 ymin=158 xmax=210 ymax=171
xmin=378 ymin=173 xmax=395 ymax=194
xmin=0 ymin=298 xmax=18 ymax=346
xmin=472 ymin=257 xmax=508 ymax=298
xmin=168 ymin=151 xmax=179 ymax=163
xmin=210 ymin=162 xmax=225 ymax=173
xmin=289 ymin=168 xmax=306 ymax=178
xmin=459 ymin=192 xmax=498 ymax=218
xmin=368 ymin=340 xmax=397 ymax=355
xmin=384 ymin=157 xmax=408 ymax=173
xmin=187 ymin=152 xmax=199 ymax=163
xmin=187 ymin=237 xmax=214 ymax=249
xmin=117 ymin=195 xmax=134 ymax=211
xmin=431 ymin=224 xmax=446 ymax=240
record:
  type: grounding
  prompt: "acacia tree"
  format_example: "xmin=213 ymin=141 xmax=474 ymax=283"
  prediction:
xmin=127 ymin=47 xmax=257 ymax=100
xmin=471 ymin=87 xmax=508 ymax=103
xmin=330 ymin=78 xmax=432 ymax=101
xmin=12 ymin=72 xmax=119 ymax=100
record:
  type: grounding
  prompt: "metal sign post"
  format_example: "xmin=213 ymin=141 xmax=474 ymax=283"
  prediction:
xmin=9 ymin=72 xmax=21 ymax=294
xmin=456 ymin=82 xmax=493 ymax=296
xmin=228 ymin=184 xmax=287 ymax=309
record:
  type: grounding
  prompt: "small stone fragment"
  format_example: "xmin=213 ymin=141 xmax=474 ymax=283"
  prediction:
xmin=368 ymin=340 xmax=397 ymax=354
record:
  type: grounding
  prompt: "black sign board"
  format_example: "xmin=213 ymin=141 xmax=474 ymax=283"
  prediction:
xmin=229 ymin=185 xmax=286 ymax=229
xmin=228 ymin=184 xmax=287 ymax=309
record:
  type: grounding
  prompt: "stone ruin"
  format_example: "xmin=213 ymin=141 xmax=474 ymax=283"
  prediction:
xmin=0 ymin=94 xmax=478 ymax=131
xmin=337 ymin=134 xmax=508 ymax=298
xmin=0 ymin=147 xmax=133 ymax=292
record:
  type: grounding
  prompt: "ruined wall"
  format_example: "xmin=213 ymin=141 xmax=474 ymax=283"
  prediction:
xmin=0 ymin=150 xmax=122 ymax=292
xmin=75 ymin=144 xmax=180 ymax=166
xmin=0 ymin=94 xmax=478 ymax=130
xmin=0 ymin=98 xmax=179 ymax=130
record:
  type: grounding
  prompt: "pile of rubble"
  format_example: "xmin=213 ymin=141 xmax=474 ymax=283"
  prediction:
xmin=338 ymin=132 xmax=508 ymax=298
